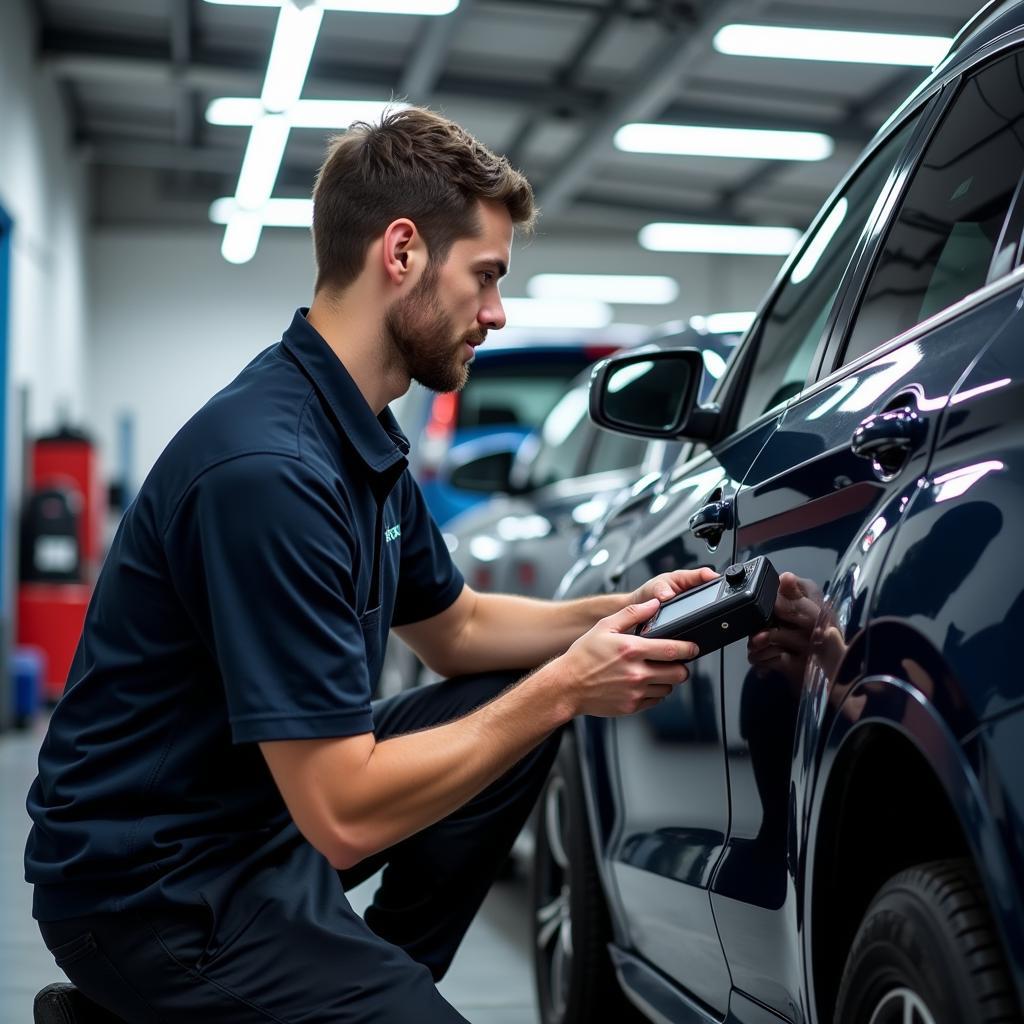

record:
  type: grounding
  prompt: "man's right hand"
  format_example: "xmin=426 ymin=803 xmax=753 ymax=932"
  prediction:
xmin=557 ymin=598 xmax=700 ymax=717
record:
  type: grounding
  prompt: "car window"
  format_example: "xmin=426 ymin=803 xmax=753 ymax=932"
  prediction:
xmin=457 ymin=356 xmax=599 ymax=431
xmin=735 ymin=117 xmax=919 ymax=431
xmin=843 ymin=51 xmax=1024 ymax=367
xmin=584 ymin=427 xmax=647 ymax=476
xmin=526 ymin=386 xmax=592 ymax=489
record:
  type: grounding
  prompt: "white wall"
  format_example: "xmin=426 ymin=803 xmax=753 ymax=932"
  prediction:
xmin=88 ymin=224 xmax=782 ymax=487
xmin=88 ymin=228 xmax=317 ymax=486
xmin=0 ymin=2 xmax=90 ymax=438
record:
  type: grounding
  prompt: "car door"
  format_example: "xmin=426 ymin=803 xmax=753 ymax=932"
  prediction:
xmin=713 ymin=47 xmax=1024 ymax=1020
xmin=594 ymin=101 xmax=930 ymax=1016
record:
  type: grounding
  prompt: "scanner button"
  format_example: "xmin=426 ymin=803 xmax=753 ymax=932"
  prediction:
xmin=725 ymin=564 xmax=746 ymax=586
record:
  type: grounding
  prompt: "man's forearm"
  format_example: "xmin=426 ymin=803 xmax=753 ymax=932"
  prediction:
xmin=451 ymin=590 xmax=627 ymax=673
xmin=332 ymin=660 xmax=571 ymax=865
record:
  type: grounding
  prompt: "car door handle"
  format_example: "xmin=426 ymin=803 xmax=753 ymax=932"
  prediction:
xmin=689 ymin=499 xmax=733 ymax=546
xmin=850 ymin=406 xmax=924 ymax=477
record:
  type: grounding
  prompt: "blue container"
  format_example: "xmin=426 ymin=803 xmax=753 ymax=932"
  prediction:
xmin=13 ymin=646 xmax=45 ymax=727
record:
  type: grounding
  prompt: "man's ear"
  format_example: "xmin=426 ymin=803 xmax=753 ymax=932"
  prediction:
xmin=382 ymin=218 xmax=421 ymax=286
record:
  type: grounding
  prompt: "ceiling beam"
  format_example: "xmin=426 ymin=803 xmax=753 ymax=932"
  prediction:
xmin=170 ymin=0 xmax=197 ymax=147
xmin=397 ymin=0 xmax=474 ymax=103
xmin=506 ymin=0 xmax=623 ymax=167
xmin=536 ymin=0 xmax=763 ymax=218
xmin=40 ymin=41 xmax=607 ymax=113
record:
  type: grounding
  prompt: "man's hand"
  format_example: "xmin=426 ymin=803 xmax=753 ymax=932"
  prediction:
xmin=630 ymin=566 xmax=720 ymax=605
xmin=556 ymin=599 xmax=700 ymax=717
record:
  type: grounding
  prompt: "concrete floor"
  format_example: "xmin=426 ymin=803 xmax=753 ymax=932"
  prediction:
xmin=0 ymin=720 xmax=540 ymax=1023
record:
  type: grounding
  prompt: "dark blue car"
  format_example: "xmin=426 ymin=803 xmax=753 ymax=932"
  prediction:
xmin=533 ymin=5 xmax=1024 ymax=1023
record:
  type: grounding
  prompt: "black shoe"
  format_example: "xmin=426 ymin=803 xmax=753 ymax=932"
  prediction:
xmin=33 ymin=984 xmax=124 ymax=1024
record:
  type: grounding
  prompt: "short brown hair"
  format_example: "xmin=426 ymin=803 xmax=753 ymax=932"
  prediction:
xmin=311 ymin=106 xmax=536 ymax=294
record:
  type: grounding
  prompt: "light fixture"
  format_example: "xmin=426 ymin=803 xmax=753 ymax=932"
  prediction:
xmin=713 ymin=24 xmax=952 ymax=67
xmin=640 ymin=223 xmax=800 ymax=255
xmin=204 ymin=0 xmax=460 ymax=13
xmin=614 ymin=123 xmax=833 ymax=161
xmin=501 ymin=298 xmax=613 ymax=330
xmin=261 ymin=1 xmax=323 ymax=112
xmin=221 ymin=210 xmax=264 ymax=264
xmin=210 ymin=197 xmax=313 ymax=226
xmin=527 ymin=274 xmax=679 ymax=304
xmin=235 ymin=114 xmax=291 ymax=209
xmin=206 ymin=98 xmax=407 ymax=128
xmin=689 ymin=311 xmax=756 ymax=334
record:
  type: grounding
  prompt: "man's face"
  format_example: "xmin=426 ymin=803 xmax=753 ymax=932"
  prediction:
xmin=385 ymin=200 xmax=512 ymax=393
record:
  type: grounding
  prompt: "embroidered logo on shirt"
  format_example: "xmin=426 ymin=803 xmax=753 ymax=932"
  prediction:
xmin=384 ymin=524 xmax=401 ymax=543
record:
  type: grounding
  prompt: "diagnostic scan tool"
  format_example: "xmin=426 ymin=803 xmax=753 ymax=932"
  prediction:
xmin=637 ymin=557 xmax=780 ymax=657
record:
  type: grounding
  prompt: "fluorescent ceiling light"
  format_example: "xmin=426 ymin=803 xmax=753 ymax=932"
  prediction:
xmin=221 ymin=211 xmax=264 ymax=264
xmin=204 ymin=0 xmax=459 ymax=13
xmin=207 ymin=98 xmax=407 ymax=128
xmin=261 ymin=2 xmax=323 ymax=112
xmin=614 ymin=123 xmax=833 ymax=161
xmin=235 ymin=114 xmax=291 ymax=209
xmin=210 ymin=197 xmax=313 ymax=227
xmin=527 ymin=274 xmax=679 ymax=304
xmin=713 ymin=24 xmax=951 ymax=67
xmin=502 ymin=298 xmax=613 ymax=330
xmin=640 ymin=222 xmax=800 ymax=255
xmin=689 ymin=311 xmax=756 ymax=334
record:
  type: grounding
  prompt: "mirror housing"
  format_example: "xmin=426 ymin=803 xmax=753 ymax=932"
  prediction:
xmin=589 ymin=347 xmax=720 ymax=441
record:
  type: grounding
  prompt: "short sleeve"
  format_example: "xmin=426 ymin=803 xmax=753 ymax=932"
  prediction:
xmin=391 ymin=474 xmax=465 ymax=627
xmin=164 ymin=454 xmax=374 ymax=743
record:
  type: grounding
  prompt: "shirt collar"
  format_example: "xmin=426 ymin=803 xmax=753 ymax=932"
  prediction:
xmin=280 ymin=308 xmax=410 ymax=477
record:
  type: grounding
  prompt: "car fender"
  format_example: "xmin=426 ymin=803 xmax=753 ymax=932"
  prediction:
xmin=800 ymin=672 xmax=1024 ymax=1022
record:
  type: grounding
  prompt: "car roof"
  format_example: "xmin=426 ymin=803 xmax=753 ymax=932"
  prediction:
xmin=943 ymin=0 xmax=1024 ymax=68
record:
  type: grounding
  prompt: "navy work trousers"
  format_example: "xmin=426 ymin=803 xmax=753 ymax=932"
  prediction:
xmin=39 ymin=671 xmax=561 ymax=1023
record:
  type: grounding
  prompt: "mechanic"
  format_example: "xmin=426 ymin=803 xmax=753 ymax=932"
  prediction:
xmin=25 ymin=107 xmax=715 ymax=1023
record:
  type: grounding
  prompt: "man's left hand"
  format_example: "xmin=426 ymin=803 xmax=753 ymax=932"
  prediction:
xmin=629 ymin=567 xmax=719 ymax=606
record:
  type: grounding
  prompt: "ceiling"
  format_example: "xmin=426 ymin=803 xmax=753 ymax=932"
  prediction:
xmin=30 ymin=0 xmax=985 ymax=241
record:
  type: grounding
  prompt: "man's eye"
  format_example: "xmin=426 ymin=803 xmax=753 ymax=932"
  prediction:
xmin=480 ymin=271 xmax=495 ymax=285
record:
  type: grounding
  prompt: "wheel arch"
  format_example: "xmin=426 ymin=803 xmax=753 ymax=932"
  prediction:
xmin=804 ymin=676 xmax=1020 ymax=1024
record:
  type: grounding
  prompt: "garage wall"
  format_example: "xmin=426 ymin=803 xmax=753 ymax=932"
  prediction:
xmin=0 ymin=2 xmax=90 ymax=438
xmin=0 ymin=0 xmax=91 ymax=726
xmin=88 ymin=225 xmax=781 ymax=486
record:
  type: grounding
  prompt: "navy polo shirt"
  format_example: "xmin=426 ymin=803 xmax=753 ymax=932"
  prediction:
xmin=25 ymin=309 xmax=464 ymax=921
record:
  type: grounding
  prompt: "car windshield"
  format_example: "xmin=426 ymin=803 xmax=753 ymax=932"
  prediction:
xmin=456 ymin=362 xmax=592 ymax=431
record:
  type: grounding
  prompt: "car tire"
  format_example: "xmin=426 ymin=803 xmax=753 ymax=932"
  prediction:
xmin=531 ymin=730 xmax=647 ymax=1024
xmin=833 ymin=858 xmax=1018 ymax=1024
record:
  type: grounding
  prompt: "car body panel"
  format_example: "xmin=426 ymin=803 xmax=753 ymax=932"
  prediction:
xmin=964 ymin=708 xmax=1024 ymax=1005
xmin=708 ymin=283 xmax=1014 ymax=1019
xmin=538 ymin=6 xmax=1024 ymax=1021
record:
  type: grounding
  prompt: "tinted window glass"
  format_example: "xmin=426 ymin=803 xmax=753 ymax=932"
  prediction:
xmin=458 ymin=372 xmax=579 ymax=430
xmin=736 ymin=119 xmax=918 ymax=430
xmin=844 ymin=52 xmax=1024 ymax=365
xmin=527 ymin=386 xmax=592 ymax=490
xmin=586 ymin=427 xmax=646 ymax=475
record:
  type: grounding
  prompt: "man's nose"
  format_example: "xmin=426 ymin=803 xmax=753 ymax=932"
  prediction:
xmin=479 ymin=299 xmax=505 ymax=331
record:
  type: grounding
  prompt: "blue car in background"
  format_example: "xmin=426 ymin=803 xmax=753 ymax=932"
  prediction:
xmin=532 ymin=5 xmax=1024 ymax=1023
xmin=392 ymin=344 xmax=617 ymax=525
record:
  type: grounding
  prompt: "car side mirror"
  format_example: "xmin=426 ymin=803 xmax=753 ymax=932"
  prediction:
xmin=589 ymin=348 xmax=720 ymax=441
xmin=447 ymin=450 xmax=515 ymax=493
xmin=439 ymin=434 xmax=523 ymax=494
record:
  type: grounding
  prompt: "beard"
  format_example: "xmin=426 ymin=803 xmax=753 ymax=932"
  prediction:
xmin=384 ymin=263 xmax=486 ymax=393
